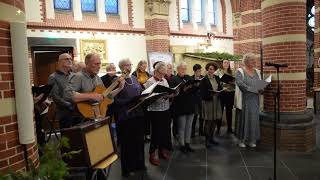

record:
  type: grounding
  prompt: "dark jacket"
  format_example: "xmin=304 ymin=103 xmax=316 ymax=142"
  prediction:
xmin=200 ymin=75 xmax=223 ymax=101
xmin=171 ymin=75 xmax=197 ymax=116
xmin=101 ymin=73 xmax=117 ymax=88
xmin=191 ymin=75 xmax=204 ymax=105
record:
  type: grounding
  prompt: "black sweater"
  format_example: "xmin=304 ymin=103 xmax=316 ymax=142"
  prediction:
xmin=200 ymin=75 xmax=223 ymax=101
xmin=171 ymin=75 xmax=197 ymax=116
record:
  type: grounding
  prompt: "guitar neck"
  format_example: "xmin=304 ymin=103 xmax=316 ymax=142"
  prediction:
xmin=102 ymin=80 xmax=120 ymax=97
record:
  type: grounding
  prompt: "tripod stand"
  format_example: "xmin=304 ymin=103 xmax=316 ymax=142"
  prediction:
xmin=265 ymin=62 xmax=288 ymax=180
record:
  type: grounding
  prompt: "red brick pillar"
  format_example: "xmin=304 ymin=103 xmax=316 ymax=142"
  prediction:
xmin=232 ymin=0 xmax=262 ymax=62
xmin=260 ymin=0 xmax=315 ymax=151
xmin=0 ymin=0 xmax=39 ymax=172
xmin=145 ymin=0 xmax=170 ymax=53
xmin=314 ymin=0 xmax=320 ymax=88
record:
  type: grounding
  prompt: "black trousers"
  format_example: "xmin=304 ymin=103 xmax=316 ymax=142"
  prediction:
xmin=192 ymin=103 xmax=203 ymax=136
xmin=220 ymin=91 xmax=235 ymax=131
xmin=147 ymin=110 xmax=171 ymax=153
xmin=117 ymin=116 xmax=145 ymax=175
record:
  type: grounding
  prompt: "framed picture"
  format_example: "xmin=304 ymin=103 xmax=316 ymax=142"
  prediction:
xmin=80 ymin=39 xmax=107 ymax=69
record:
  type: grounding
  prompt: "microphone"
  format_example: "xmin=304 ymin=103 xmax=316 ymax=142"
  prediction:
xmin=265 ymin=62 xmax=288 ymax=67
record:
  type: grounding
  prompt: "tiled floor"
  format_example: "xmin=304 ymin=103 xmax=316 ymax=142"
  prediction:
xmin=68 ymin=110 xmax=320 ymax=180
xmin=104 ymin=110 xmax=320 ymax=180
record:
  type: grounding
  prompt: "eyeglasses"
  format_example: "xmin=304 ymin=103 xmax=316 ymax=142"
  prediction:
xmin=123 ymin=64 xmax=133 ymax=67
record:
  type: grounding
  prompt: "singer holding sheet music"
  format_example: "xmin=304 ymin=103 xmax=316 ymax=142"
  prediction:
xmin=171 ymin=62 xmax=196 ymax=153
xmin=215 ymin=60 xmax=235 ymax=134
xmin=200 ymin=62 xmax=223 ymax=148
xmin=113 ymin=58 xmax=146 ymax=177
xmin=144 ymin=62 xmax=173 ymax=166
xmin=235 ymin=53 xmax=262 ymax=148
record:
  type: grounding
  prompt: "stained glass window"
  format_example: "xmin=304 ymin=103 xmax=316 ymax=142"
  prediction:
xmin=105 ymin=0 xmax=118 ymax=14
xmin=181 ymin=0 xmax=190 ymax=22
xmin=81 ymin=0 xmax=96 ymax=12
xmin=208 ymin=0 xmax=217 ymax=25
xmin=308 ymin=6 xmax=315 ymax=31
xmin=54 ymin=0 xmax=71 ymax=10
xmin=194 ymin=0 xmax=202 ymax=23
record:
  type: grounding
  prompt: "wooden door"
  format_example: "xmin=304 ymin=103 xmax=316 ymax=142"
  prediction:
xmin=34 ymin=52 xmax=60 ymax=86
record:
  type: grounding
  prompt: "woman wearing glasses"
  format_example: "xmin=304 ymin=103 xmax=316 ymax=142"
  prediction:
xmin=144 ymin=62 xmax=175 ymax=166
xmin=113 ymin=58 xmax=146 ymax=177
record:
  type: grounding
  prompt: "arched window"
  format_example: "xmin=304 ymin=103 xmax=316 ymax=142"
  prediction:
xmin=181 ymin=0 xmax=190 ymax=22
xmin=105 ymin=0 xmax=118 ymax=14
xmin=81 ymin=0 xmax=96 ymax=12
xmin=194 ymin=0 xmax=203 ymax=23
xmin=54 ymin=0 xmax=71 ymax=10
xmin=208 ymin=0 xmax=217 ymax=25
xmin=308 ymin=6 xmax=315 ymax=31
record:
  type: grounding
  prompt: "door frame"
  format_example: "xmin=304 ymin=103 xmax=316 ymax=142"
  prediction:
xmin=31 ymin=46 xmax=74 ymax=85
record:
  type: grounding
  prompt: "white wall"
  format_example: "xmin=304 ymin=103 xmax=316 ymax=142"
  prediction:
xmin=27 ymin=30 xmax=147 ymax=73
xmin=170 ymin=36 xmax=234 ymax=54
xmin=132 ymin=0 xmax=145 ymax=28
xmin=25 ymin=0 xmax=42 ymax=22
xmin=225 ymin=0 xmax=233 ymax=36
xmin=169 ymin=0 xmax=179 ymax=31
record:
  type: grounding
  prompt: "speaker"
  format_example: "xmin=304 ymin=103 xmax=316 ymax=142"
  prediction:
xmin=61 ymin=117 xmax=117 ymax=168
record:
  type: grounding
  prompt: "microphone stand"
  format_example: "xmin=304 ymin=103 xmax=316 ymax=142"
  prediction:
xmin=268 ymin=65 xmax=284 ymax=180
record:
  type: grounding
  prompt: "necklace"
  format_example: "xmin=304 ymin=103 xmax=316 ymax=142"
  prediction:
xmin=125 ymin=77 xmax=133 ymax=85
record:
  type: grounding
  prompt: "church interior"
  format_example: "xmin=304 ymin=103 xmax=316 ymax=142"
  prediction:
xmin=0 ymin=0 xmax=320 ymax=179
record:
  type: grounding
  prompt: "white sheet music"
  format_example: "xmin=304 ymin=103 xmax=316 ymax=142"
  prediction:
xmin=142 ymin=81 xmax=160 ymax=95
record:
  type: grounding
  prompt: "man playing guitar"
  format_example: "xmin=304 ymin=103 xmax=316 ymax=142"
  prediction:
xmin=64 ymin=53 xmax=125 ymax=126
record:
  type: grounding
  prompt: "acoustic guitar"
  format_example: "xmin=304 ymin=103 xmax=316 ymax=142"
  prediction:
xmin=77 ymin=71 xmax=128 ymax=119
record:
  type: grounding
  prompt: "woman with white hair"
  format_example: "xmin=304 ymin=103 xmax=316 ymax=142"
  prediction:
xmin=235 ymin=53 xmax=262 ymax=148
xmin=144 ymin=62 xmax=174 ymax=166
xmin=171 ymin=61 xmax=197 ymax=153
xmin=113 ymin=58 xmax=145 ymax=177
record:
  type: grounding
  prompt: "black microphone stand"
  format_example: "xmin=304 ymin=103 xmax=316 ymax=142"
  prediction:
xmin=268 ymin=64 xmax=286 ymax=180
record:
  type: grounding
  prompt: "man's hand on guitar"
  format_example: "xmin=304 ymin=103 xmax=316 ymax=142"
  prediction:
xmin=90 ymin=93 xmax=104 ymax=102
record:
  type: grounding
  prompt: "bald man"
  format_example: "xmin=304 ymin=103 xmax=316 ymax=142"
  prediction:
xmin=48 ymin=53 xmax=74 ymax=128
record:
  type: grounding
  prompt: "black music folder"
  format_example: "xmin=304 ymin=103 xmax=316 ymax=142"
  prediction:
xmin=127 ymin=92 xmax=168 ymax=113
xmin=142 ymin=82 xmax=182 ymax=95
xmin=32 ymin=85 xmax=53 ymax=104
xmin=184 ymin=78 xmax=203 ymax=87
xmin=220 ymin=74 xmax=235 ymax=83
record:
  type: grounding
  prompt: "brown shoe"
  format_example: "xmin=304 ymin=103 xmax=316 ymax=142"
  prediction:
xmin=149 ymin=152 xmax=160 ymax=166
xmin=159 ymin=149 xmax=170 ymax=160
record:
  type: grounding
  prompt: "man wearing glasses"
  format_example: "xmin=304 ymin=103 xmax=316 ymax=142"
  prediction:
xmin=48 ymin=53 xmax=74 ymax=128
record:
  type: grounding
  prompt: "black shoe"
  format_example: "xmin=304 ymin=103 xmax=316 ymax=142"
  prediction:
xmin=180 ymin=145 xmax=188 ymax=153
xmin=185 ymin=143 xmax=195 ymax=152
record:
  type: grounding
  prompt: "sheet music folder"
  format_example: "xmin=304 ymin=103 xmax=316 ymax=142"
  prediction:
xmin=142 ymin=82 xmax=182 ymax=95
xmin=127 ymin=92 xmax=168 ymax=113
xmin=220 ymin=74 xmax=235 ymax=83
xmin=248 ymin=75 xmax=272 ymax=93
xmin=32 ymin=85 xmax=53 ymax=104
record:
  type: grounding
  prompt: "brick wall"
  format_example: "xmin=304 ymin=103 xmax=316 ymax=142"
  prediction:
xmin=0 ymin=0 xmax=39 ymax=172
xmin=220 ymin=0 xmax=226 ymax=33
xmin=260 ymin=125 xmax=316 ymax=152
xmin=233 ymin=0 xmax=262 ymax=56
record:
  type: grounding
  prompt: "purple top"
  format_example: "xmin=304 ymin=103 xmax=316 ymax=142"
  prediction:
xmin=114 ymin=75 xmax=142 ymax=121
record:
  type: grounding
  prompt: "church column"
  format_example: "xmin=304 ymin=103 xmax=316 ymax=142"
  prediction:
xmin=145 ymin=0 xmax=171 ymax=53
xmin=0 ymin=0 xmax=39 ymax=172
xmin=261 ymin=0 xmax=315 ymax=151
